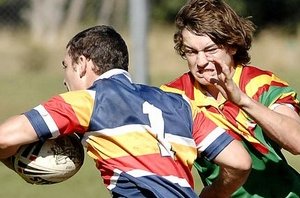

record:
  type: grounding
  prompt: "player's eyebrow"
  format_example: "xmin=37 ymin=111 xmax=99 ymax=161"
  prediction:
xmin=183 ymin=43 xmax=218 ymax=51
xmin=203 ymin=43 xmax=218 ymax=50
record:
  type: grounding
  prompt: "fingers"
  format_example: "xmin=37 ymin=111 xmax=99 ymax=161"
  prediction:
xmin=211 ymin=58 xmax=233 ymax=80
xmin=212 ymin=80 xmax=229 ymax=99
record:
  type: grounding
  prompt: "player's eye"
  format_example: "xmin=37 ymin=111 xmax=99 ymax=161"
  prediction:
xmin=205 ymin=46 xmax=219 ymax=55
xmin=62 ymin=61 xmax=67 ymax=70
xmin=183 ymin=48 xmax=197 ymax=56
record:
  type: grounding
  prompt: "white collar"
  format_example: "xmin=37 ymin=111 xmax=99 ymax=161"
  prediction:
xmin=97 ymin=69 xmax=132 ymax=82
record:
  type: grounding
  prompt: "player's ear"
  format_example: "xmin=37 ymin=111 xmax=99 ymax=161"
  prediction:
xmin=77 ymin=55 xmax=87 ymax=78
xmin=228 ymin=47 xmax=237 ymax=55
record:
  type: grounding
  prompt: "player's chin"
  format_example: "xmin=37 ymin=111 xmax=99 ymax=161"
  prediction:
xmin=194 ymin=77 xmax=210 ymax=86
xmin=194 ymin=73 xmax=210 ymax=85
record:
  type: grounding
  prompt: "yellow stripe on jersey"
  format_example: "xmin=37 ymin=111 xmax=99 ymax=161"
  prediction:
xmin=279 ymin=92 xmax=299 ymax=102
xmin=171 ymin=142 xmax=197 ymax=167
xmin=160 ymin=85 xmax=186 ymax=95
xmin=245 ymin=74 xmax=288 ymax=98
xmin=85 ymin=125 xmax=197 ymax=164
xmin=60 ymin=90 xmax=95 ymax=128
xmin=201 ymin=108 xmax=261 ymax=144
xmin=86 ymin=131 xmax=161 ymax=160
xmin=165 ymin=133 xmax=197 ymax=167
xmin=233 ymin=65 xmax=242 ymax=87
xmin=194 ymin=82 xmax=227 ymax=108
xmin=160 ymin=85 xmax=201 ymax=120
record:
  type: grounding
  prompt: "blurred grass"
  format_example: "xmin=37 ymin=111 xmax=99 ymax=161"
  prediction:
xmin=0 ymin=25 xmax=299 ymax=197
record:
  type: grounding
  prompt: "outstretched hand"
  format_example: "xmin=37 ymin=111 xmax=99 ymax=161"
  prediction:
xmin=204 ymin=59 xmax=244 ymax=105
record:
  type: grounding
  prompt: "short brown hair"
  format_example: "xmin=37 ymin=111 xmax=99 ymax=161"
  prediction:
xmin=67 ymin=25 xmax=129 ymax=74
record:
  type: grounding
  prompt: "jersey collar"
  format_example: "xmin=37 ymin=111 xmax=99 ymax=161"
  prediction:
xmin=193 ymin=65 xmax=243 ymax=108
xmin=97 ymin=69 xmax=132 ymax=82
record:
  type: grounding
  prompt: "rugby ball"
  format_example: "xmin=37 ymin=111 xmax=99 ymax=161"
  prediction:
xmin=12 ymin=134 xmax=84 ymax=185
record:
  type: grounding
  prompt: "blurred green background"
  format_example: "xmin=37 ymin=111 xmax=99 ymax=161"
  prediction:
xmin=0 ymin=0 xmax=299 ymax=197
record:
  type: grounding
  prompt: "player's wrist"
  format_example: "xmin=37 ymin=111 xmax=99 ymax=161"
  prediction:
xmin=236 ymin=93 xmax=253 ymax=108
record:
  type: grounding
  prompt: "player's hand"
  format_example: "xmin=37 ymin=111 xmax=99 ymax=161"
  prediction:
xmin=204 ymin=58 xmax=245 ymax=106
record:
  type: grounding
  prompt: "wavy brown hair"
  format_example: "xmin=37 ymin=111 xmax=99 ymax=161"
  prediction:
xmin=174 ymin=0 xmax=256 ymax=65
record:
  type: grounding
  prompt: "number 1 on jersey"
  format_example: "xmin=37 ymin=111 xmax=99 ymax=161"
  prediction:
xmin=143 ymin=102 xmax=175 ymax=158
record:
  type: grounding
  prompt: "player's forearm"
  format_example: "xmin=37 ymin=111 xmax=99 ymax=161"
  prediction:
xmin=0 ymin=146 xmax=19 ymax=159
xmin=199 ymin=139 xmax=252 ymax=197
xmin=0 ymin=115 xmax=38 ymax=154
xmin=238 ymin=95 xmax=300 ymax=154
xmin=199 ymin=166 xmax=250 ymax=198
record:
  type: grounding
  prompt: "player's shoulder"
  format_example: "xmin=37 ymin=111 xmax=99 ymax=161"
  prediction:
xmin=162 ymin=72 xmax=195 ymax=90
xmin=59 ymin=89 xmax=96 ymax=99
xmin=238 ymin=65 xmax=280 ymax=90
xmin=241 ymin=65 xmax=275 ymax=78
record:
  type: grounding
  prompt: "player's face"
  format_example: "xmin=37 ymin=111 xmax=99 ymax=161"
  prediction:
xmin=181 ymin=28 xmax=235 ymax=87
xmin=62 ymin=50 xmax=84 ymax=91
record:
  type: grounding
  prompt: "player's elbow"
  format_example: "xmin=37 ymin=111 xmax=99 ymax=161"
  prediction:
xmin=287 ymin=146 xmax=300 ymax=155
xmin=233 ymin=151 xmax=252 ymax=187
xmin=236 ymin=152 xmax=252 ymax=172
xmin=237 ymin=159 xmax=251 ymax=185
xmin=0 ymin=135 xmax=10 ymax=150
xmin=225 ymin=153 xmax=252 ymax=187
xmin=0 ymin=136 xmax=18 ymax=159
xmin=215 ymin=139 xmax=252 ymax=172
xmin=281 ymin=140 xmax=300 ymax=155
xmin=223 ymin=144 xmax=252 ymax=177
xmin=231 ymin=141 xmax=252 ymax=173
xmin=0 ymin=145 xmax=19 ymax=159
xmin=0 ymin=131 xmax=17 ymax=149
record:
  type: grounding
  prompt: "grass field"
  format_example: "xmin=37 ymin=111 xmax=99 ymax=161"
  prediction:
xmin=0 ymin=25 xmax=299 ymax=197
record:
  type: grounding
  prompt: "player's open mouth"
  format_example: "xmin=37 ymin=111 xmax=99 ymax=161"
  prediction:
xmin=198 ymin=69 xmax=215 ymax=74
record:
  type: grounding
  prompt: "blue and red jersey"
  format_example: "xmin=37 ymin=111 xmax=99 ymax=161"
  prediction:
xmin=24 ymin=69 xmax=233 ymax=197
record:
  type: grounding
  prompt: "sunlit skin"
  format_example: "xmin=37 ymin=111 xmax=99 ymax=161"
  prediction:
xmin=182 ymin=28 xmax=236 ymax=100
xmin=62 ymin=48 xmax=99 ymax=91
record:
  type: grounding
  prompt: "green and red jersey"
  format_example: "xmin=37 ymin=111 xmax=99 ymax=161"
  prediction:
xmin=161 ymin=65 xmax=300 ymax=198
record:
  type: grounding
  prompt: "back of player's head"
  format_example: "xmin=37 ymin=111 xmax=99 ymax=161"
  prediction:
xmin=66 ymin=25 xmax=129 ymax=74
xmin=174 ymin=0 xmax=255 ymax=65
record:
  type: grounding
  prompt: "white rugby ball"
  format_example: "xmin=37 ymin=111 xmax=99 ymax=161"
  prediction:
xmin=13 ymin=134 xmax=84 ymax=185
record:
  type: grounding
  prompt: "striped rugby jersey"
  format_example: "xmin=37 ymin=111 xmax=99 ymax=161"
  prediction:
xmin=161 ymin=65 xmax=300 ymax=198
xmin=24 ymin=69 xmax=233 ymax=198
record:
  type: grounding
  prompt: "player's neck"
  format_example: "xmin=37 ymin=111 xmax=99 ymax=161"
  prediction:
xmin=204 ymin=86 xmax=224 ymax=103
